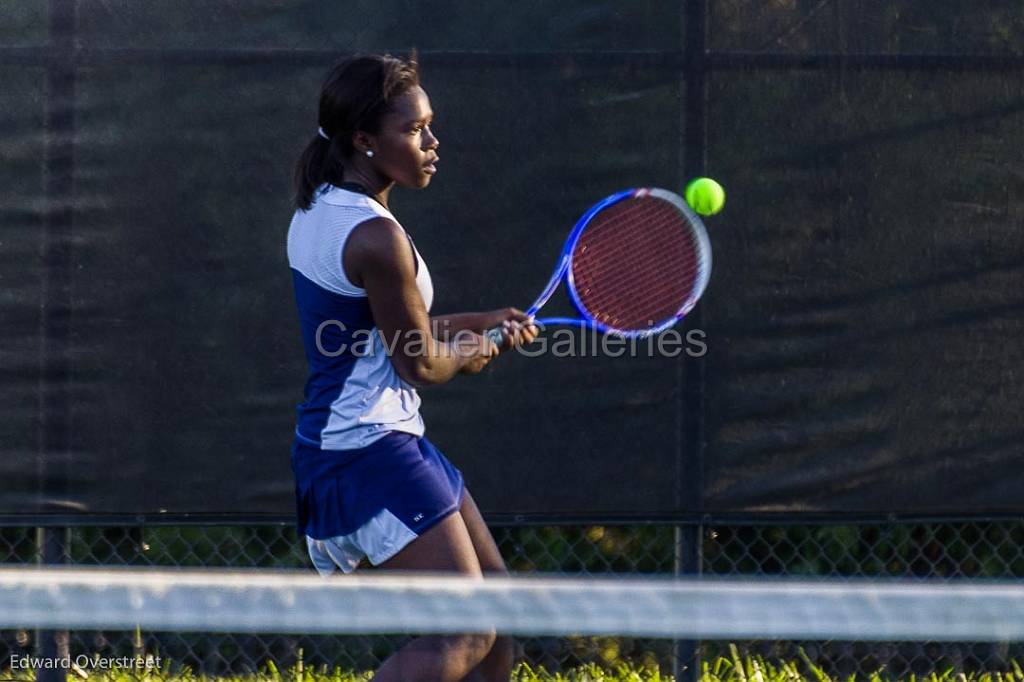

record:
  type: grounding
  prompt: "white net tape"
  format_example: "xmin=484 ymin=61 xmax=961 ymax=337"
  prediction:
xmin=1 ymin=567 xmax=1022 ymax=641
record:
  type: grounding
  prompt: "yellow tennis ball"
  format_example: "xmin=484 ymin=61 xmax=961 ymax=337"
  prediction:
xmin=685 ymin=177 xmax=725 ymax=216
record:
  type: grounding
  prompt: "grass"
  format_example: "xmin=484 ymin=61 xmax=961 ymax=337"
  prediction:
xmin=4 ymin=650 xmax=1024 ymax=682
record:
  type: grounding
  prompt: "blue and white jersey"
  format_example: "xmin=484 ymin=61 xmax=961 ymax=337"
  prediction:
xmin=287 ymin=185 xmax=433 ymax=450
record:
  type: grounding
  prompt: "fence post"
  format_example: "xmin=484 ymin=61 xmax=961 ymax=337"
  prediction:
xmin=36 ymin=527 xmax=71 ymax=682
xmin=674 ymin=525 xmax=704 ymax=682
xmin=679 ymin=0 xmax=708 ymax=679
xmin=36 ymin=3 xmax=76 ymax=676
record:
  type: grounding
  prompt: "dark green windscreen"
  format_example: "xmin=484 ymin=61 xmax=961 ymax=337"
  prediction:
xmin=2 ymin=1 xmax=1021 ymax=520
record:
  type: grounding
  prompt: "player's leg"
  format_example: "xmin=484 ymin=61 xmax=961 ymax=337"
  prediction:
xmin=459 ymin=489 xmax=516 ymax=682
xmin=370 ymin=511 xmax=496 ymax=682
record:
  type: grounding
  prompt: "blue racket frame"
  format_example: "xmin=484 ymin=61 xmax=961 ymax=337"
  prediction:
xmin=525 ymin=187 xmax=712 ymax=338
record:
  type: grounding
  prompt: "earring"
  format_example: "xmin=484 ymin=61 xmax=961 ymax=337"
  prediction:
xmin=366 ymin=150 xmax=374 ymax=158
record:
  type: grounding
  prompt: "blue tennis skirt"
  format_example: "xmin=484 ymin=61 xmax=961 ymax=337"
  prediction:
xmin=291 ymin=431 xmax=465 ymax=574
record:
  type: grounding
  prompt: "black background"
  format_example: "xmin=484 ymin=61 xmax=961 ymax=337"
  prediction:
xmin=2 ymin=1 xmax=1022 ymax=521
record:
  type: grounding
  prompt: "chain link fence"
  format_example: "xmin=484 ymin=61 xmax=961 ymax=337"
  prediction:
xmin=2 ymin=520 xmax=1023 ymax=678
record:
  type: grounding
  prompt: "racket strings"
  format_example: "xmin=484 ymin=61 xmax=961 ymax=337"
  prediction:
xmin=587 ymin=241 xmax=702 ymax=300
xmin=578 ymin=255 xmax=697 ymax=323
xmin=571 ymin=196 xmax=705 ymax=331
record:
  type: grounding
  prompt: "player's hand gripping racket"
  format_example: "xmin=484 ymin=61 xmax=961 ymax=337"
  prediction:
xmin=487 ymin=187 xmax=712 ymax=348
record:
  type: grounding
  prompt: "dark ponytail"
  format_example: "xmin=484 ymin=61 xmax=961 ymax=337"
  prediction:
xmin=293 ymin=52 xmax=420 ymax=211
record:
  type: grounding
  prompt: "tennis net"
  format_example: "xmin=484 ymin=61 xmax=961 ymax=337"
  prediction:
xmin=1 ymin=566 xmax=1022 ymax=679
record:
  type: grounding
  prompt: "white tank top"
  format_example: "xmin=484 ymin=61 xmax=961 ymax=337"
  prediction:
xmin=287 ymin=185 xmax=433 ymax=450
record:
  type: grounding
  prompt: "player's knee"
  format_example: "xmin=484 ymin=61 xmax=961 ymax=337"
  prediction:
xmin=464 ymin=629 xmax=497 ymax=664
xmin=445 ymin=629 xmax=497 ymax=669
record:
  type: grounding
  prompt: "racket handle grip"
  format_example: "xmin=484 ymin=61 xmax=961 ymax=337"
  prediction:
xmin=484 ymin=326 xmax=506 ymax=350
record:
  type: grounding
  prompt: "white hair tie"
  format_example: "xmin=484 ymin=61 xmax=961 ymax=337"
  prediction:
xmin=317 ymin=127 xmax=330 ymax=141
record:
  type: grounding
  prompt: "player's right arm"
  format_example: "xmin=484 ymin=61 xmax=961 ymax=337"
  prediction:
xmin=344 ymin=217 xmax=496 ymax=387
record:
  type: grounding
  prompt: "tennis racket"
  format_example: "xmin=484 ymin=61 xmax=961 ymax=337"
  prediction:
xmin=486 ymin=187 xmax=712 ymax=347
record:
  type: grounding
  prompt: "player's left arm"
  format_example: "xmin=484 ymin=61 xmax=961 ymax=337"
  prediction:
xmin=431 ymin=309 xmax=536 ymax=345
xmin=430 ymin=309 xmax=521 ymax=338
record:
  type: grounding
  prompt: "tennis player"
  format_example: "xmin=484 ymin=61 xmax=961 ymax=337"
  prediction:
xmin=287 ymin=53 xmax=535 ymax=682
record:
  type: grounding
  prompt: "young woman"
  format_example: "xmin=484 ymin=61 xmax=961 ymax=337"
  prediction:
xmin=287 ymin=53 xmax=536 ymax=682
